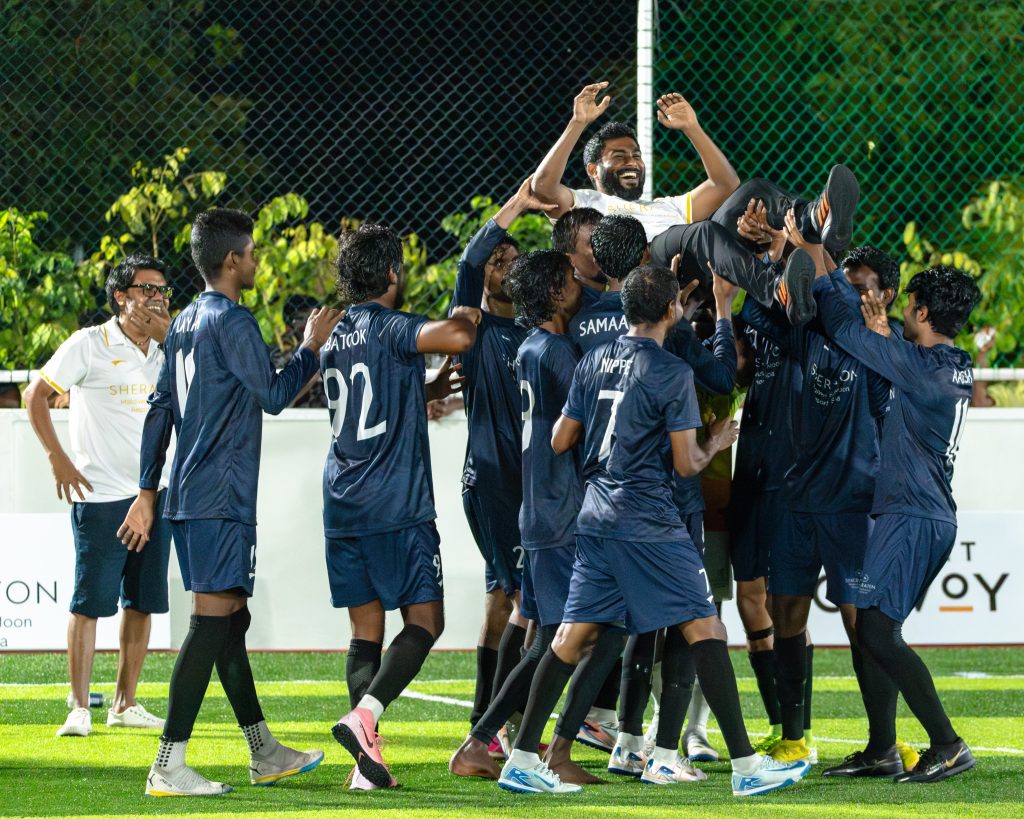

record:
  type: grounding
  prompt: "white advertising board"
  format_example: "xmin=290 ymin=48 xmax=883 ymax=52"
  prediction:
xmin=0 ymin=512 xmax=171 ymax=650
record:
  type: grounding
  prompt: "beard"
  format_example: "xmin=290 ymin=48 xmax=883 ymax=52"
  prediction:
xmin=597 ymin=164 xmax=646 ymax=201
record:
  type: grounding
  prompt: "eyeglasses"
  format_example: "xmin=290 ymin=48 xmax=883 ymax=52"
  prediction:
xmin=125 ymin=283 xmax=173 ymax=298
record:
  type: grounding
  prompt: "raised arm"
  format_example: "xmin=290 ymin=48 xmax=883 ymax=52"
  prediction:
xmin=656 ymin=92 xmax=739 ymax=221
xmin=531 ymin=82 xmax=611 ymax=218
xmin=417 ymin=306 xmax=480 ymax=355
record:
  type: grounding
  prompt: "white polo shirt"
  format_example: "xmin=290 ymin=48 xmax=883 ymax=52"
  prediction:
xmin=39 ymin=317 xmax=171 ymax=503
xmin=570 ymin=188 xmax=695 ymax=243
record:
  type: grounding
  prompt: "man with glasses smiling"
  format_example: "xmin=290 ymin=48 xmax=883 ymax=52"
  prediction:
xmin=24 ymin=253 xmax=175 ymax=739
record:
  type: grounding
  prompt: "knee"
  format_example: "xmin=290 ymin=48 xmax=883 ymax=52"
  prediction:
xmin=857 ymin=609 xmax=901 ymax=661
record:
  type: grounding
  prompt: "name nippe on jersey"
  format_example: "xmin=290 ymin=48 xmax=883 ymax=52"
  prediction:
xmin=600 ymin=357 xmax=634 ymax=376
xmin=578 ymin=314 xmax=629 ymax=337
xmin=324 ymin=329 xmax=367 ymax=352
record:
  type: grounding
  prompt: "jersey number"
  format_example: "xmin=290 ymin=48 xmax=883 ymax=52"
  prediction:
xmin=175 ymin=349 xmax=195 ymax=417
xmin=520 ymin=380 xmax=535 ymax=451
xmin=945 ymin=397 xmax=969 ymax=466
xmin=324 ymin=364 xmax=387 ymax=440
xmin=597 ymin=389 xmax=624 ymax=463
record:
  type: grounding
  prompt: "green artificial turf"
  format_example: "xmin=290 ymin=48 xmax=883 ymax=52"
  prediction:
xmin=1 ymin=648 xmax=1021 ymax=817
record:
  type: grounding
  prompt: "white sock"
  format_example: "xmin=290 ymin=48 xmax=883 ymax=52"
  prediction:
xmin=508 ymin=749 xmax=541 ymax=768
xmin=731 ymin=753 xmax=762 ymax=775
xmin=242 ymin=719 xmax=281 ymax=756
xmin=651 ymin=660 xmax=663 ymax=704
xmin=686 ymin=681 xmax=710 ymax=734
xmin=652 ymin=745 xmax=677 ymax=766
xmin=616 ymin=731 xmax=642 ymax=752
xmin=587 ymin=707 xmax=617 ymax=725
xmin=357 ymin=694 xmax=385 ymax=722
xmin=154 ymin=738 xmax=187 ymax=770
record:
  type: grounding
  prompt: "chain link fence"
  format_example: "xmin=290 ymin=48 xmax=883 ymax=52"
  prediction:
xmin=2 ymin=1 xmax=1022 ymax=392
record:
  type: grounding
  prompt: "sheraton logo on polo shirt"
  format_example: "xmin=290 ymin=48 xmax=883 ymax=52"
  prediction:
xmin=108 ymin=382 xmax=157 ymax=396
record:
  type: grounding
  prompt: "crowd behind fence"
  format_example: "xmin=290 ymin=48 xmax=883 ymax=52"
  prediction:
xmin=2 ymin=1 xmax=1022 ymax=394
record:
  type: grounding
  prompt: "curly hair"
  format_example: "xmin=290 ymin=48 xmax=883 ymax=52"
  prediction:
xmin=551 ymin=207 xmax=602 ymax=254
xmin=843 ymin=245 xmax=901 ymax=295
xmin=583 ymin=121 xmax=638 ymax=168
xmin=591 ymin=214 xmax=647 ymax=280
xmin=905 ymin=265 xmax=982 ymax=338
xmin=503 ymin=250 xmax=572 ymax=328
xmin=622 ymin=265 xmax=677 ymax=326
xmin=334 ymin=223 xmax=403 ymax=304
xmin=105 ymin=253 xmax=168 ymax=315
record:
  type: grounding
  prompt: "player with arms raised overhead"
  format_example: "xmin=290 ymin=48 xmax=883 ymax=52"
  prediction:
xmin=119 ymin=208 xmax=338 ymax=797
xmin=324 ymin=223 xmax=479 ymax=790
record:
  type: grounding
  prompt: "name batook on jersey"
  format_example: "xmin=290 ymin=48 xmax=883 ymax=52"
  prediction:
xmin=873 ymin=344 xmax=973 ymax=524
xmin=732 ymin=302 xmax=796 ymax=493
xmin=517 ymin=329 xmax=583 ymax=550
xmin=450 ymin=220 xmax=529 ymax=491
xmin=786 ymin=273 xmax=884 ymax=514
xmin=321 ymin=303 xmax=434 ymax=538
xmin=563 ymin=336 xmax=702 ymax=543
xmin=144 ymin=291 xmax=318 ymax=523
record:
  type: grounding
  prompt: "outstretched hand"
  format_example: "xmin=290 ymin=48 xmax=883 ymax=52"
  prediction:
xmin=860 ymin=291 xmax=892 ymax=338
xmin=303 ymin=307 xmax=345 ymax=350
xmin=706 ymin=412 xmax=740 ymax=452
xmin=656 ymin=93 xmax=699 ymax=132
xmin=425 ymin=355 xmax=466 ymax=402
xmin=512 ymin=176 xmax=559 ymax=213
xmin=572 ymin=82 xmax=611 ymax=124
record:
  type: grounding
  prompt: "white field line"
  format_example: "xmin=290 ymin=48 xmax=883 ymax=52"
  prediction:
xmin=5 ymin=677 xmax=1022 ymax=755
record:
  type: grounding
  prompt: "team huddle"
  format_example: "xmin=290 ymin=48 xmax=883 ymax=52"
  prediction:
xmin=58 ymin=83 xmax=982 ymax=799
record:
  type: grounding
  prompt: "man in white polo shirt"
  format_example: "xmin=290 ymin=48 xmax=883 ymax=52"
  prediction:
xmin=24 ymin=254 xmax=174 ymax=738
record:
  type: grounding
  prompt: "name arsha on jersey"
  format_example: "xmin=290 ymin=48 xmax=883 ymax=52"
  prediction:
xmin=951 ymin=368 xmax=974 ymax=386
xmin=578 ymin=315 xmax=628 ymax=337
xmin=324 ymin=329 xmax=367 ymax=352
xmin=600 ymin=357 xmax=634 ymax=376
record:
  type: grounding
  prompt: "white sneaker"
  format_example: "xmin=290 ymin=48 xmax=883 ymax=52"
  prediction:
xmin=56 ymin=708 xmax=91 ymax=737
xmin=145 ymin=764 xmax=232 ymax=797
xmin=347 ymin=765 xmax=380 ymax=790
xmin=498 ymin=752 xmax=582 ymax=794
xmin=608 ymin=739 xmax=647 ymax=777
xmin=250 ymin=744 xmax=325 ymax=785
xmin=641 ymin=752 xmax=708 ymax=785
xmin=731 ymin=754 xmax=810 ymax=797
xmin=683 ymin=728 xmax=719 ymax=762
xmin=107 ymin=704 xmax=165 ymax=729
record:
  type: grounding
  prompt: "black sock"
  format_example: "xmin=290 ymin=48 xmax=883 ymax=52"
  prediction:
xmin=491 ymin=623 xmax=527 ymax=701
xmin=775 ymin=632 xmax=807 ymax=741
xmin=554 ymin=629 xmax=626 ymax=740
xmin=689 ymin=637 xmax=754 ymax=759
xmin=618 ymin=630 xmax=657 ymax=736
xmin=749 ymin=649 xmax=782 ymax=726
xmin=858 ymin=608 xmax=957 ymax=747
xmin=215 ymin=606 xmax=264 ymax=728
xmin=470 ymin=646 xmax=498 ymax=726
xmin=472 ymin=625 xmax=556 ymax=745
xmin=594 ymin=657 xmax=622 ymax=712
xmin=346 ymin=638 xmax=382 ymax=707
xmin=850 ymin=640 xmax=897 ymax=754
xmin=163 ymin=614 xmax=231 ymax=742
xmin=514 ymin=648 xmax=577 ymax=754
xmin=364 ymin=624 xmax=436 ymax=711
xmin=803 ymin=642 xmax=814 ymax=733
xmin=655 ymin=628 xmax=695 ymax=750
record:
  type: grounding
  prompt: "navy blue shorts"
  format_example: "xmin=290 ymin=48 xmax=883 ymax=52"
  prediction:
xmin=769 ymin=510 xmax=869 ymax=605
xmin=521 ymin=544 xmax=575 ymax=627
xmin=564 ymin=535 xmax=717 ymax=634
xmin=462 ymin=487 xmax=523 ymax=596
xmin=856 ymin=514 xmax=956 ymax=623
xmin=326 ymin=520 xmax=444 ymax=610
xmin=171 ymin=518 xmax=257 ymax=596
xmin=729 ymin=489 xmax=784 ymax=582
xmin=71 ymin=492 xmax=171 ymax=618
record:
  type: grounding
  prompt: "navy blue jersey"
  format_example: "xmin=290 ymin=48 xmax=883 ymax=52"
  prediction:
xmin=570 ymin=290 xmax=736 ymax=395
xmin=140 ymin=291 xmax=318 ymax=523
xmin=450 ymin=219 xmax=529 ymax=491
xmin=743 ymin=272 xmax=889 ymax=514
xmin=320 ymin=302 xmax=434 ymax=537
xmin=563 ymin=336 xmax=702 ymax=542
xmin=815 ymin=276 xmax=972 ymax=524
xmin=517 ymin=329 xmax=583 ymax=550
xmin=732 ymin=299 xmax=796 ymax=493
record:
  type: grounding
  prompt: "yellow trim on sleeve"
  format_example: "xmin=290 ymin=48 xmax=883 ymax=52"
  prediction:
xmin=685 ymin=191 xmax=693 ymax=224
xmin=39 ymin=371 xmax=67 ymax=395
xmin=101 ymin=325 xmax=110 ymax=347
